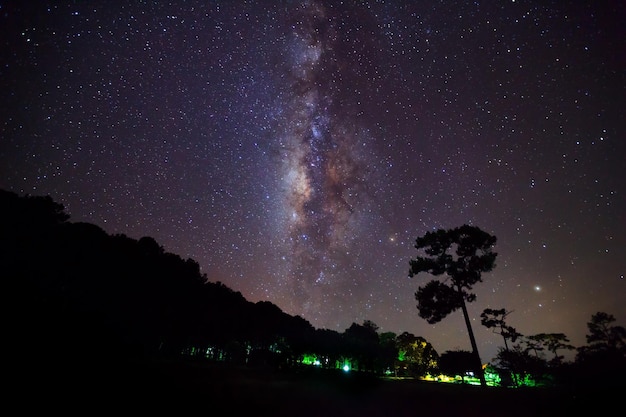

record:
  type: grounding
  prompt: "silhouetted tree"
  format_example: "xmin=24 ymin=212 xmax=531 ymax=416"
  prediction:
xmin=379 ymin=331 xmax=399 ymax=374
xmin=481 ymin=308 xmax=521 ymax=351
xmin=312 ymin=328 xmax=344 ymax=369
xmin=575 ymin=311 xmax=626 ymax=379
xmin=481 ymin=308 xmax=524 ymax=386
xmin=438 ymin=350 xmax=476 ymax=383
xmin=583 ymin=312 xmax=626 ymax=354
xmin=343 ymin=320 xmax=381 ymax=372
xmin=492 ymin=344 xmax=549 ymax=387
xmin=0 ymin=189 xmax=69 ymax=231
xmin=408 ymin=225 xmax=497 ymax=387
xmin=282 ymin=314 xmax=316 ymax=366
xmin=526 ymin=333 xmax=574 ymax=366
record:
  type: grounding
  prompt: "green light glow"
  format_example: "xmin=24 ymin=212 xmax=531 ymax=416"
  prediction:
xmin=300 ymin=354 xmax=313 ymax=365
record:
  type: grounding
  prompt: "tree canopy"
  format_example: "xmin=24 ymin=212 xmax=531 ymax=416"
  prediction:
xmin=409 ymin=225 xmax=497 ymax=324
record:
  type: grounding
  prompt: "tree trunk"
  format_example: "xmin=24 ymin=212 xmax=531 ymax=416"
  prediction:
xmin=459 ymin=295 xmax=486 ymax=387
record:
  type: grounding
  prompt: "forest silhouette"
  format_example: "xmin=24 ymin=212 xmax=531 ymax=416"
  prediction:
xmin=3 ymin=189 xmax=623 ymax=415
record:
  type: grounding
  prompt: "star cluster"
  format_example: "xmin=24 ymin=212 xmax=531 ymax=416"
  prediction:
xmin=1 ymin=0 xmax=624 ymax=362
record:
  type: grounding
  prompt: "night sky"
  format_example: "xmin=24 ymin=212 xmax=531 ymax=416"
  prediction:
xmin=2 ymin=0 xmax=624 ymax=363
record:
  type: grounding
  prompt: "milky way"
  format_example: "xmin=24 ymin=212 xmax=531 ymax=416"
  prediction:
xmin=1 ymin=0 xmax=624 ymax=362
xmin=257 ymin=1 xmax=379 ymax=324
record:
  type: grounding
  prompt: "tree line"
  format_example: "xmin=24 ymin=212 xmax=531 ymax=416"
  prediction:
xmin=3 ymin=189 xmax=624 ymax=388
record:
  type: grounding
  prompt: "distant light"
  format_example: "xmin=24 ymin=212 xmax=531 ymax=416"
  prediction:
xmin=343 ymin=365 xmax=350 ymax=372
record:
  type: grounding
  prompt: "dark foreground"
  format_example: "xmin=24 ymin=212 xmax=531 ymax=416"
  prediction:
xmin=12 ymin=359 xmax=618 ymax=416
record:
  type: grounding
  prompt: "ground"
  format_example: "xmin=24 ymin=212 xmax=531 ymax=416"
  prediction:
xmin=11 ymin=359 xmax=616 ymax=416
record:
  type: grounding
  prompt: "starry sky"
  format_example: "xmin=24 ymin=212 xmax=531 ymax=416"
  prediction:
xmin=1 ymin=0 xmax=624 ymax=363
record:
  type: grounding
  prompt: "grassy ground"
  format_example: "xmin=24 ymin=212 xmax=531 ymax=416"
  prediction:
xmin=13 ymin=359 xmax=617 ymax=416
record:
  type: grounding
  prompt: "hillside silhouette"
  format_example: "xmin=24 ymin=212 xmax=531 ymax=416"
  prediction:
xmin=2 ymin=189 xmax=320 ymax=368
